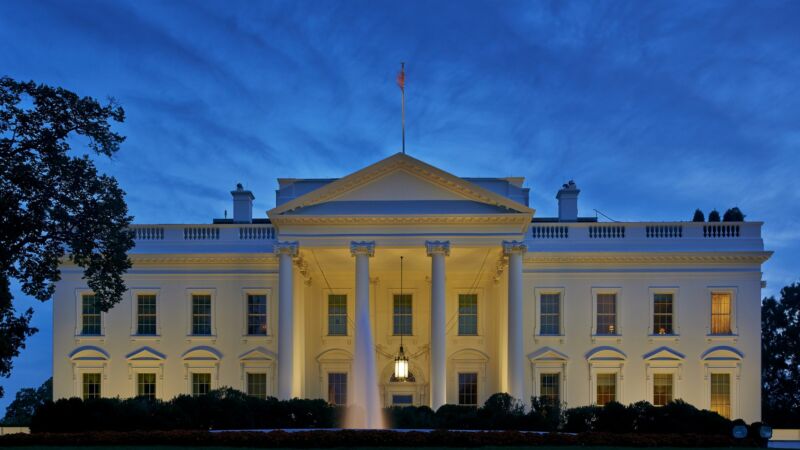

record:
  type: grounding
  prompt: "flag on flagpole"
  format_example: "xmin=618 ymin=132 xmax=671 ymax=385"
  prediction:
xmin=397 ymin=64 xmax=405 ymax=90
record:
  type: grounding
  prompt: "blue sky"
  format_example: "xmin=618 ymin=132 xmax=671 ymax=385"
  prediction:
xmin=1 ymin=0 xmax=799 ymax=409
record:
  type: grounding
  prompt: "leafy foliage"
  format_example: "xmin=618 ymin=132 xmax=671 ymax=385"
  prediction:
xmin=708 ymin=209 xmax=721 ymax=222
xmin=0 ymin=77 xmax=133 ymax=396
xmin=692 ymin=209 xmax=705 ymax=222
xmin=762 ymin=283 xmax=800 ymax=427
xmin=723 ymin=207 xmax=745 ymax=221
xmin=0 ymin=377 xmax=51 ymax=426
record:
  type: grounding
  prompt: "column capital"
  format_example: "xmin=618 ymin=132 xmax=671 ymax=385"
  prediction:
xmin=502 ymin=240 xmax=527 ymax=256
xmin=274 ymin=241 xmax=299 ymax=257
xmin=425 ymin=240 xmax=451 ymax=257
xmin=350 ymin=241 xmax=375 ymax=257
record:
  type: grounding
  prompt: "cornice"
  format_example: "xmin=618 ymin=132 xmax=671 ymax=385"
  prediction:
xmin=524 ymin=251 xmax=773 ymax=265
xmin=270 ymin=213 xmax=532 ymax=226
xmin=128 ymin=254 xmax=278 ymax=266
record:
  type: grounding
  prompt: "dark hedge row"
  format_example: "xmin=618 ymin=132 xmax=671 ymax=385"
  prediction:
xmin=0 ymin=430 xmax=763 ymax=448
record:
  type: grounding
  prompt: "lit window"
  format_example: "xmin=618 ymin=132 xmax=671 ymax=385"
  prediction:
xmin=328 ymin=295 xmax=347 ymax=336
xmin=328 ymin=372 xmax=347 ymax=405
xmin=136 ymin=294 xmax=157 ymax=335
xmin=653 ymin=373 xmax=673 ymax=406
xmin=596 ymin=294 xmax=617 ymax=335
xmin=458 ymin=294 xmax=478 ymax=336
xmin=191 ymin=373 xmax=211 ymax=396
xmin=247 ymin=373 xmax=267 ymax=399
xmin=247 ymin=294 xmax=268 ymax=335
xmin=393 ymin=294 xmax=412 ymax=336
xmin=191 ymin=295 xmax=212 ymax=335
xmin=653 ymin=294 xmax=674 ymax=335
xmin=711 ymin=293 xmax=732 ymax=334
xmin=540 ymin=293 xmax=561 ymax=335
xmin=539 ymin=373 xmax=560 ymax=405
xmin=710 ymin=373 xmax=731 ymax=419
xmin=81 ymin=294 xmax=101 ymax=335
xmin=596 ymin=373 xmax=616 ymax=405
xmin=82 ymin=373 xmax=101 ymax=400
xmin=392 ymin=394 xmax=413 ymax=406
xmin=137 ymin=373 xmax=156 ymax=399
xmin=458 ymin=372 xmax=478 ymax=406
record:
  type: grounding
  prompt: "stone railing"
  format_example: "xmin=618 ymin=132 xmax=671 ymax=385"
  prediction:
xmin=130 ymin=224 xmax=276 ymax=243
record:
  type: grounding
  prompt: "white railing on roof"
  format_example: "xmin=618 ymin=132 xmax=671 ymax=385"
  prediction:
xmin=130 ymin=224 xmax=276 ymax=243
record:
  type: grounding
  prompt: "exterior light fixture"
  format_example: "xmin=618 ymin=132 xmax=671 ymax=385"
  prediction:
xmin=393 ymin=256 xmax=410 ymax=382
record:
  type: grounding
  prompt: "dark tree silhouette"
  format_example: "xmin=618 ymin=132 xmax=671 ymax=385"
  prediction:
xmin=723 ymin=207 xmax=745 ymax=222
xmin=0 ymin=77 xmax=133 ymax=397
xmin=692 ymin=209 xmax=705 ymax=222
xmin=708 ymin=210 xmax=721 ymax=222
xmin=1 ymin=377 xmax=51 ymax=426
xmin=762 ymin=283 xmax=800 ymax=427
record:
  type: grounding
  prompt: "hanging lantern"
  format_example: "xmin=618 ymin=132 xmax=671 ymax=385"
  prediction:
xmin=394 ymin=345 xmax=409 ymax=381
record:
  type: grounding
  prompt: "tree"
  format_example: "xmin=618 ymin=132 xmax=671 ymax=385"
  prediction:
xmin=762 ymin=283 xmax=800 ymax=427
xmin=1 ymin=377 xmax=51 ymax=426
xmin=723 ymin=207 xmax=745 ymax=222
xmin=0 ymin=78 xmax=133 ymax=397
xmin=708 ymin=209 xmax=721 ymax=222
xmin=692 ymin=209 xmax=705 ymax=222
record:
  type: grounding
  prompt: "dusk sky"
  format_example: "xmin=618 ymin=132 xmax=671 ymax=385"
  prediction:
xmin=1 ymin=0 xmax=799 ymax=409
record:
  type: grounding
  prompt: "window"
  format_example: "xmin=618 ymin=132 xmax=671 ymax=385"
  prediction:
xmin=82 ymin=373 xmax=101 ymax=400
xmin=652 ymin=294 xmax=674 ymax=335
xmin=540 ymin=293 xmax=561 ymax=335
xmin=327 ymin=372 xmax=347 ymax=405
xmin=191 ymin=295 xmax=212 ymax=335
xmin=328 ymin=295 xmax=347 ymax=336
xmin=136 ymin=294 xmax=157 ymax=335
xmin=393 ymin=294 xmax=412 ymax=336
xmin=137 ymin=373 xmax=156 ymax=399
xmin=652 ymin=373 xmax=673 ymax=406
xmin=539 ymin=373 xmax=560 ymax=405
xmin=458 ymin=294 xmax=478 ymax=336
xmin=596 ymin=373 xmax=616 ymax=405
xmin=710 ymin=373 xmax=731 ymax=419
xmin=191 ymin=373 xmax=211 ymax=396
xmin=458 ymin=372 xmax=478 ymax=406
xmin=247 ymin=373 xmax=267 ymax=399
xmin=81 ymin=294 xmax=102 ymax=335
xmin=596 ymin=294 xmax=617 ymax=335
xmin=711 ymin=293 xmax=732 ymax=334
xmin=392 ymin=394 xmax=413 ymax=406
xmin=247 ymin=294 xmax=268 ymax=335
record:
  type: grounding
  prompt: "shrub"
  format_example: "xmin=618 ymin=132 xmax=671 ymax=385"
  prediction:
xmin=692 ymin=209 xmax=705 ymax=222
xmin=723 ymin=207 xmax=745 ymax=221
xmin=708 ymin=209 xmax=721 ymax=222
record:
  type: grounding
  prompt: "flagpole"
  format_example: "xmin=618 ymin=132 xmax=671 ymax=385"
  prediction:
xmin=399 ymin=62 xmax=405 ymax=154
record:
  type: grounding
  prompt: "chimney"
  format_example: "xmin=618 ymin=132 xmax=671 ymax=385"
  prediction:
xmin=556 ymin=180 xmax=580 ymax=222
xmin=231 ymin=183 xmax=255 ymax=223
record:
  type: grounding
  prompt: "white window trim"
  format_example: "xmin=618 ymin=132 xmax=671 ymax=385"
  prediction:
xmin=703 ymin=363 xmax=741 ymax=419
xmin=645 ymin=365 xmax=681 ymax=406
xmin=387 ymin=287 xmax=419 ymax=340
xmin=130 ymin=288 xmax=161 ymax=339
xmin=648 ymin=287 xmax=680 ymax=341
xmin=589 ymin=364 xmax=624 ymax=405
xmin=187 ymin=369 xmax=217 ymax=395
xmin=453 ymin=287 xmax=484 ymax=341
xmin=321 ymin=366 xmax=352 ymax=405
xmin=706 ymin=286 xmax=738 ymax=341
xmin=534 ymin=287 xmax=566 ymax=343
xmin=74 ymin=288 xmax=106 ymax=340
xmin=186 ymin=288 xmax=217 ymax=340
xmin=242 ymin=366 xmax=274 ymax=398
xmin=591 ymin=287 xmax=622 ymax=342
xmin=74 ymin=366 xmax=107 ymax=400
xmin=241 ymin=287 xmax=273 ymax=342
xmin=129 ymin=367 xmax=162 ymax=399
xmin=448 ymin=350 xmax=488 ymax=406
xmin=531 ymin=362 xmax=567 ymax=405
xmin=321 ymin=288 xmax=353 ymax=344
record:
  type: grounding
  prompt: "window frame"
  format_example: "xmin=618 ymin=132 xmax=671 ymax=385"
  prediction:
xmin=529 ymin=347 xmax=568 ymax=405
xmin=534 ymin=287 xmax=565 ymax=341
xmin=130 ymin=288 xmax=161 ymax=338
xmin=457 ymin=372 xmax=479 ymax=406
xmin=706 ymin=287 xmax=738 ymax=339
xmin=241 ymin=288 xmax=272 ymax=339
xmin=186 ymin=288 xmax=216 ymax=339
xmin=327 ymin=372 xmax=348 ymax=406
xmin=326 ymin=292 xmax=349 ymax=337
xmin=452 ymin=288 xmax=484 ymax=342
xmin=595 ymin=372 xmax=618 ymax=406
xmin=135 ymin=372 xmax=158 ymax=400
xmin=392 ymin=292 xmax=414 ymax=336
xmin=591 ymin=287 xmax=622 ymax=340
xmin=190 ymin=372 xmax=213 ymax=396
xmin=82 ymin=372 xmax=103 ymax=400
xmin=75 ymin=289 xmax=106 ymax=339
xmin=246 ymin=372 xmax=269 ymax=400
xmin=648 ymin=287 xmax=679 ymax=340
xmin=457 ymin=292 xmax=479 ymax=337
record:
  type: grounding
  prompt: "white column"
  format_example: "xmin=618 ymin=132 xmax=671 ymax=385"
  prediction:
xmin=503 ymin=240 xmax=527 ymax=401
xmin=426 ymin=240 xmax=450 ymax=410
xmin=275 ymin=241 xmax=299 ymax=400
xmin=350 ymin=241 xmax=381 ymax=429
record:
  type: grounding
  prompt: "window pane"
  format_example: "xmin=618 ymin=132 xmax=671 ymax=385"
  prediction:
xmin=192 ymin=373 xmax=211 ymax=396
xmin=247 ymin=294 xmax=268 ymax=335
xmin=328 ymin=295 xmax=348 ymax=336
xmin=458 ymin=372 xmax=478 ymax=406
xmin=653 ymin=373 xmax=673 ymax=406
xmin=328 ymin=372 xmax=347 ymax=405
xmin=136 ymin=373 xmax=157 ymax=399
xmin=392 ymin=394 xmax=413 ymax=405
xmin=458 ymin=294 xmax=478 ymax=336
xmin=191 ymin=295 xmax=212 ymax=335
xmin=247 ymin=373 xmax=268 ymax=399
xmin=596 ymin=373 xmax=616 ymax=405
xmin=711 ymin=293 xmax=732 ymax=334
xmin=540 ymin=373 xmax=560 ymax=405
xmin=710 ymin=373 xmax=731 ymax=419
xmin=653 ymin=294 xmax=674 ymax=335
xmin=81 ymin=295 xmax=102 ymax=336
xmin=393 ymin=294 xmax=413 ymax=335
xmin=596 ymin=294 xmax=617 ymax=335
xmin=540 ymin=293 xmax=561 ymax=335
xmin=137 ymin=295 xmax=157 ymax=335
xmin=82 ymin=373 xmax=101 ymax=400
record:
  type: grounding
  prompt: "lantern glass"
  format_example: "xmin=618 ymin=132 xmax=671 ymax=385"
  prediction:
xmin=394 ymin=348 xmax=409 ymax=381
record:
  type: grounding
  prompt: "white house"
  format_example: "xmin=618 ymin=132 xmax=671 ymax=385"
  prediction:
xmin=52 ymin=152 xmax=770 ymax=422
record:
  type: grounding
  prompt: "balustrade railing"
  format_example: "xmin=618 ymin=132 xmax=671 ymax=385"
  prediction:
xmin=531 ymin=225 xmax=569 ymax=239
xmin=588 ymin=225 xmax=626 ymax=239
xmin=131 ymin=224 xmax=276 ymax=243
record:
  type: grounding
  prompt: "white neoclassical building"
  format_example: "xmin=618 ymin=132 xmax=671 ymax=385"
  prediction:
xmin=53 ymin=153 xmax=770 ymax=422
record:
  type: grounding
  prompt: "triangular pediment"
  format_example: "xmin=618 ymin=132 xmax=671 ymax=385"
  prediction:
xmin=643 ymin=346 xmax=685 ymax=361
xmin=268 ymin=153 xmax=533 ymax=220
xmin=528 ymin=346 xmax=569 ymax=361
xmin=126 ymin=347 xmax=166 ymax=361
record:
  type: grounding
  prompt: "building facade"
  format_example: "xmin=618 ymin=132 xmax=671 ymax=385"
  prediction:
xmin=53 ymin=153 xmax=770 ymax=422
